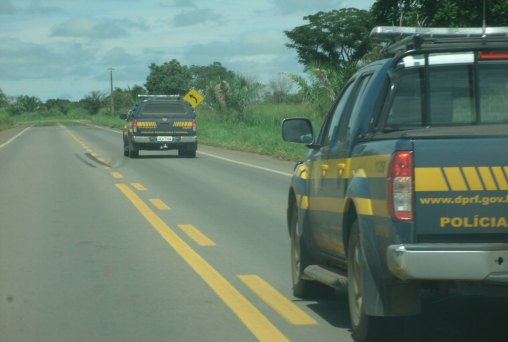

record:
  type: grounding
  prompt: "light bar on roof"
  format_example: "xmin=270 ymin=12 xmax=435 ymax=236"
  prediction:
xmin=399 ymin=52 xmax=475 ymax=67
xmin=371 ymin=26 xmax=508 ymax=40
xmin=138 ymin=95 xmax=180 ymax=99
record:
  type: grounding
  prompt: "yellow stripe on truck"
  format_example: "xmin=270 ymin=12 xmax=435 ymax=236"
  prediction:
xmin=443 ymin=167 xmax=468 ymax=191
xmin=462 ymin=167 xmax=484 ymax=191
xmin=478 ymin=167 xmax=497 ymax=190
xmin=415 ymin=168 xmax=449 ymax=191
xmin=416 ymin=166 xmax=508 ymax=192
xmin=493 ymin=167 xmax=508 ymax=190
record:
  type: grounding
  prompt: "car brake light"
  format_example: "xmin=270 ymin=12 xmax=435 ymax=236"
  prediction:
xmin=132 ymin=119 xmax=138 ymax=133
xmin=192 ymin=119 xmax=196 ymax=133
xmin=388 ymin=151 xmax=414 ymax=221
xmin=479 ymin=51 xmax=508 ymax=60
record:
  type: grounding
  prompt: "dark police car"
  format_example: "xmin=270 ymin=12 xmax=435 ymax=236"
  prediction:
xmin=120 ymin=95 xmax=197 ymax=158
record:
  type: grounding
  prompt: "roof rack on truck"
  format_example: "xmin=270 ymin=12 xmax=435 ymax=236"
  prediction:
xmin=370 ymin=26 xmax=508 ymax=56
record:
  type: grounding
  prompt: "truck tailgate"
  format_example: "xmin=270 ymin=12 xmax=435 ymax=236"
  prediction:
xmin=136 ymin=118 xmax=195 ymax=136
xmin=414 ymin=137 xmax=508 ymax=236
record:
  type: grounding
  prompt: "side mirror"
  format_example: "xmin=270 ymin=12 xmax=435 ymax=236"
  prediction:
xmin=281 ymin=118 xmax=314 ymax=145
xmin=119 ymin=114 xmax=128 ymax=120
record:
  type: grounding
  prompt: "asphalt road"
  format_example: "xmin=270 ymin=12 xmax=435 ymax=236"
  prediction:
xmin=1 ymin=123 xmax=507 ymax=342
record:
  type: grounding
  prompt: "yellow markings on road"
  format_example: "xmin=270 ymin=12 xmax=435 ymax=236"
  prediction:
xmin=238 ymin=275 xmax=318 ymax=326
xmin=131 ymin=182 xmax=147 ymax=191
xmin=115 ymin=184 xmax=289 ymax=342
xmin=111 ymin=172 xmax=124 ymax=179
xmin=178 ymin=224 xmax=216 ymax=246
xmin=150 ymin=198 xmax=171 ymax=211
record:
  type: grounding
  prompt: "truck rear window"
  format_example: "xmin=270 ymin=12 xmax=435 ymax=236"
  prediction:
xmin=386 ymin=53 xmax=508 ymax=129
xmin=140 ymin=101 xmax=189 ymax=116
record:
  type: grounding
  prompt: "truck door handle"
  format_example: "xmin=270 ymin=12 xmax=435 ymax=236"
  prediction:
xmin=337 ymin=163 xmax=346 ymax=177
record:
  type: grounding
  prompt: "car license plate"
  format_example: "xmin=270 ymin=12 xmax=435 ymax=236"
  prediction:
xmin=157 ymin=136 xmax=173 ymax=142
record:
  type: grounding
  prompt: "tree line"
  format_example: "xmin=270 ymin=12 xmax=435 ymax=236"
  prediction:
xmin=1 ymin=0 xmax=506 ymax=123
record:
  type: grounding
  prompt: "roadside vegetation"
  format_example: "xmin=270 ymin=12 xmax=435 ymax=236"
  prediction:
xmin=1 ymin=1 xmax=504 ymax=161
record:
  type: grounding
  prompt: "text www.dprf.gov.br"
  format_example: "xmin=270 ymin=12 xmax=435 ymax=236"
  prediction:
xmin=419 ymin=194 xmax=508 ymax=206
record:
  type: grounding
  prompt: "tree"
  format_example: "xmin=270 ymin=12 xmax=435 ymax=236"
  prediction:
xmin=80 ymin=91 xmax=106 ymax=115
xmin=45 ymin=99 xmax=72 ymax=115
xmin=190 ymin=62 xmax=235 ymax=93
xmin=371 ymin=0 xmax=508 ymax=27
xmin=144 ymin=59 xmax=191 ymax=95
xmin=0 ymin=88 xmax=9 ymax=108
xmin=267 ymin=74 xmax=294 ymax=103
xmin=11 ymin=95 xmax=42 ymax=115
xmin=205 ymin=74 xmax=263 ymax=121
xmin=287 ymin=61 xmax=359 ymax=116
xmin=285 ymin=8 xmax=374 ymax=70
xmin=126 ymin=85 xmax=146 ymax=101
xmin=105 ymin=87 xmax=138 ymax=115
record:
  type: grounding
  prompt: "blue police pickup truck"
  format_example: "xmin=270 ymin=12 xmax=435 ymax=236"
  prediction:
xmin=120 ymin=95 xmax=197 ymax=158
xmin=282 ymin=26 xmax=508 ymax=341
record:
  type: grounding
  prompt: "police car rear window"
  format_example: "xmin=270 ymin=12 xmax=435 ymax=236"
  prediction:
xmin=140 ymin=101 xmax=189 ymax=116
xmin=386 ymin=53 xmax=508 ymax=129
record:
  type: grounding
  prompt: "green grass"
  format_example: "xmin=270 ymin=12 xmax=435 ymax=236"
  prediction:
xmin=0 ymin=109 xmax=12 ymax=131
xmin=197 ymin=102 xmax=324 ymax=161
xmin=89 ymin=114 xmax=125 ymax=129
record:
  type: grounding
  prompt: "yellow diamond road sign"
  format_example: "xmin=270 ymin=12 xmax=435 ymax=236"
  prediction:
xmin=183 ymin=88 xmax=204 ymax=108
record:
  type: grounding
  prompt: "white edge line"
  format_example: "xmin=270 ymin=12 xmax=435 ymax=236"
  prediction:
xmin=197 ymin=150 xmax=292 ymax=177
xmin=0 ymin=126 xmax=31 ymax=149
xmin=90 ymin=123 xmax=122 ymax=134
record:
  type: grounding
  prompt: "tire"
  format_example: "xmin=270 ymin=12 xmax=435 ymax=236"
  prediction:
xmin=123 ymin=140 xmax=128 ymax=156
xmin=127 ymin=139 xmax=139 ymax=158
xmin=178 ymin=146 xmax=196 ymax=158
xmin=348 ymin=220 xmax=396 ymax=341
xmin=290 ymin=202 xmax=334 ymax=298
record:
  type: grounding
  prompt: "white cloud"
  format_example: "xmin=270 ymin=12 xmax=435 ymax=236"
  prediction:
xmin=0 ymin=0 xmax=376 ymax=100
xmin=0 ymin=38 xmax=95 ymax=80
xmin=171 ymin=8 xmax=226 ymax=27
xmin=0 ymin=0 xmax=16 ymax=14
xmin=51 ymin=17 xmax=129 ymax=39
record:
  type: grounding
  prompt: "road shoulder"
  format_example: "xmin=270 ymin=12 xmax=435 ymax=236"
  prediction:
xmin=0 ymin=124 xmax=31 ymax=145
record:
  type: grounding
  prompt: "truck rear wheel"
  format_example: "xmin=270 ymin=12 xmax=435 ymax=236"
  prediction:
xmin=127 ymin=139 xmax=139 ymax=158
xmin=348 ymin=220 xmax=396 ymax=341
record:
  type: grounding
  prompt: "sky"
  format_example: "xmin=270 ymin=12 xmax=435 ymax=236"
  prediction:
xmin=0 ymin=0 xmax=375 ymax=101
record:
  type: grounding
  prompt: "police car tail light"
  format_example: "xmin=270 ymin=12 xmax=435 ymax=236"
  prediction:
xmin=388 ymin=151 xmax=414 ymax=221
xmin=132 ymin=119 xmax=138 ymax=133
xmin=192 ymin=119 xmax=196 ymax=133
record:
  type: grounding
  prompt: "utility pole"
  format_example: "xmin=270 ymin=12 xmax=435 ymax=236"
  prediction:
xmin=108 ymin=67 xmax=114 ymax=115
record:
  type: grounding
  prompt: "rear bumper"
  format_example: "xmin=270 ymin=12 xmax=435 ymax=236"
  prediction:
xmin=387 ymin=243 xmax=508 ymax=282
xmin=132 ymin=135 xmax=197 ymax=144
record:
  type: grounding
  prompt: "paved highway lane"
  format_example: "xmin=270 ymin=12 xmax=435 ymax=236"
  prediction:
xmin=2 ymin=123 xmax=507 ymax=342
xmin=0 ymin=124 xmax=352 ymax=342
